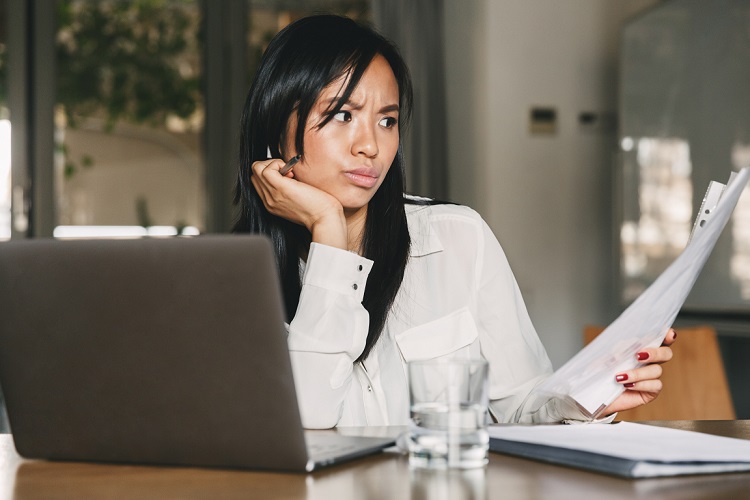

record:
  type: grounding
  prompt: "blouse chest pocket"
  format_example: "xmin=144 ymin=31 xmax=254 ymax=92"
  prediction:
xmin=394 ymin=306 xmax=480 ymax=362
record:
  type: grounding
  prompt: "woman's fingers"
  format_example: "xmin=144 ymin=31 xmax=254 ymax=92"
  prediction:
xmin=615 ymin=362 xmax=663 ymax=385
xmin=662 ymin=328 xmax=678 ymax=346
xmin=633 ymin=345 xmax=673 ymax=364
xmin=633 ymin=328 xmax=676 ymax=364
xmin=248 ymin=158 xmax=345 ymax=237
xmin=250 ymin=159 xmax=297 ymax=213
xmin=252 ymin=159 xmax=286 ymax=185
xmin=604 ymin=328 xmax=676 ymax=415
xmin=622 ymin=379 xmax=663 ymax=393
xmin=250 ymin=163 xmax=275 ymax=204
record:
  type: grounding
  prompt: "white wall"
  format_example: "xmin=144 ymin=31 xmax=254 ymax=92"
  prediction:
xmin=61 ymin=124 xmax=204 ymax=229
xmin=443 ymin=0 xmax=657 ymax=367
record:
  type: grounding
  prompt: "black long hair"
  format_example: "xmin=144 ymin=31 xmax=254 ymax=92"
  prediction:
xmin=233 ymin=15 xmax=413 ymax=362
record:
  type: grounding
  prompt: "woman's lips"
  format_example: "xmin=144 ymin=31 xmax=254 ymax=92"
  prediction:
xmin=344 ymin=167 xmax=380 ymax=188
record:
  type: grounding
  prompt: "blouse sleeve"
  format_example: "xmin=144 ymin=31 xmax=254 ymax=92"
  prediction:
xmin=473 ymin=216 xmax=604 ymax=423
xmin=286 ymin=242 xmax=373 ymax=429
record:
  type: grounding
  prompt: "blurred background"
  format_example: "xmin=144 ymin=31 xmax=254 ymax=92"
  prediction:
xmin=1 ymin=0 xmax=749 ymax=429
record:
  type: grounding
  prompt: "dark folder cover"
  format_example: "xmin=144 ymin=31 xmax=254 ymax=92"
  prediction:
xmin=488 ymin=423 xmax=750 ymax=479
xmin=490 ymin=437 xmax=647 ymax=478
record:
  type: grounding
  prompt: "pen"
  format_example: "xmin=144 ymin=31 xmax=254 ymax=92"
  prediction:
xmin=279 ymin=154 xmax=302 ymax=175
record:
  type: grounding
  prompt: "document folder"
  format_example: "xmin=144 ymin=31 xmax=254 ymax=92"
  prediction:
xmin=489 ymin=422 xmax=750 ymax=478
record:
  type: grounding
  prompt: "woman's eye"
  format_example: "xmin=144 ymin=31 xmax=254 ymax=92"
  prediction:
xmin=333 ymin=111 xmax=352 ymax=122
xmin=379 ymin=116 xmax=397 ymax=128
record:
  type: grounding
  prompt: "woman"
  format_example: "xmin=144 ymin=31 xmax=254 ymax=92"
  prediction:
xmin=234 ymin=15 xmax=675 ymax=429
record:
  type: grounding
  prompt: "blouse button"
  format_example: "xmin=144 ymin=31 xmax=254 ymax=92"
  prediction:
xmin=358 ymin=264 xmax=363 ymax=271
xmin=352 ymin=283 xmax=358 ymax=290
xmin=367 ymin=385 xmax=372 ymax=392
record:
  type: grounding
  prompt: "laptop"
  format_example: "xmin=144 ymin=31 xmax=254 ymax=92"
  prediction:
xmin=0 ymin=235 xmax=394 ymax=472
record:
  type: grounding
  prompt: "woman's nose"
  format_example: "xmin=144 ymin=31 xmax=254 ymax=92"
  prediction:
xmin=351 ymin=122 xmax=379 ymax=158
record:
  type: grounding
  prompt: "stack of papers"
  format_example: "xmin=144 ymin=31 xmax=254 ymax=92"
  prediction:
xmin=489 ymin=422 xmax=750 ymax=478
xmin=534 ymin=167 xmax=750 ymax=418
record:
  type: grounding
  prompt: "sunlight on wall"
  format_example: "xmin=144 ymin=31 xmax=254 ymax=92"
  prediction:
xmin=621 ymin=137 xmax=693 ymax=302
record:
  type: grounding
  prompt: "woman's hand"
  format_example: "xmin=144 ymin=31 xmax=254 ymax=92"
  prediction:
xmin=602 ymin=328 xmax=677 ymax=416
xmin=250 ymin=159 xmax=348 ymax=249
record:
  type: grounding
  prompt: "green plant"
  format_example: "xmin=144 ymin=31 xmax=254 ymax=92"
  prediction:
xmin=56 ymin=0 xmax=202 ymax=182
xmin=56 ymin=0 xmax=201 ymax=131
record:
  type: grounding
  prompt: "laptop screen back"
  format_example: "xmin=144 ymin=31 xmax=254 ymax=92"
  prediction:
xmin=0 ymin=235 xmax=311 ymax=471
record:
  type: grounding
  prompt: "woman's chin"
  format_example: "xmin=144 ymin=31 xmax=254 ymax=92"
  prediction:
xmin=340 ymin=198 xmax=375 ymax=216
xmin=333 ymin=190 xmax=379 ymax=213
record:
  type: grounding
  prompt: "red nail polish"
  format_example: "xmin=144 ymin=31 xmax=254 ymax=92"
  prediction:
xmin=673 ymin=330 xmax=677 ymax=340
xmin=616 ymin=374 xmax=628 ymax=382
xmin=624 ymin=382 xmax=635 ymax=388
xmin=637 ymin=352 xmax=649 ymax=361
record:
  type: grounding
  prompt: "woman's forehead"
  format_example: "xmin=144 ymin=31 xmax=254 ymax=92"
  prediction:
xmin=317 ymin=71 xmax=351 ymax=106
xmin=315 ymin=55 xmax=398 ymax=108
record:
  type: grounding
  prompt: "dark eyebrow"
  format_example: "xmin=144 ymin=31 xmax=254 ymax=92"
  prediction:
xmin=321 ymin=97 xmax=362 ymax=112
xmin=321 ymin=98 xmax=399 ymax=114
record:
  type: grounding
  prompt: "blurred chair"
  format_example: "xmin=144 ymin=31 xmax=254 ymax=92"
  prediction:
xmin=583 ymin=324 xmax=736 ymax=421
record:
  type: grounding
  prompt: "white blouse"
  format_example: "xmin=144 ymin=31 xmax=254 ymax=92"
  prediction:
xmin=287 ymin=202 xmax=592 ymax=428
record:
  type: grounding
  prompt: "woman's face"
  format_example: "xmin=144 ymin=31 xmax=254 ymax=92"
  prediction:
xmin=284 ymin=55 xmax=400 ymax=216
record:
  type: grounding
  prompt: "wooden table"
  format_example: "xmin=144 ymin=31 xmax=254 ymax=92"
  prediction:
xmin=1 ymin=421 xmax=750 ymax=499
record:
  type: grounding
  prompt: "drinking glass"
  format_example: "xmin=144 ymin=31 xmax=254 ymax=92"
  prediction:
xmin=407 ymin=359 xmax=489 ymax=469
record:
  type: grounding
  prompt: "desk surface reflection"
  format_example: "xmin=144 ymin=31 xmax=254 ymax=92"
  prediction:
xmin=2 ymin=421 xmax=750 ymax=500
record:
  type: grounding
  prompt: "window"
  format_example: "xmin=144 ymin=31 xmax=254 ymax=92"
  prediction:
xmin=53 ymin=0 xmax=204 ymax=238
xmin=7 ymin=0 xmax=371 ymax=240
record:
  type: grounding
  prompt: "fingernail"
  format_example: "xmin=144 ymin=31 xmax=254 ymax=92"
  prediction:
xmin=616 ymin=374 xmax=628 ymax=382
xmin=637 ymin=352 xmax=649 ymax=361
xmin=624 ymin=382 xmax=635 ymax=388
xmin=673 ymin=329 xmax=677 ymax=340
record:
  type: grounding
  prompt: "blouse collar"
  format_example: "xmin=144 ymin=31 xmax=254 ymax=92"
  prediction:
xmin=405 ymin=200 xmax=444 ymax=257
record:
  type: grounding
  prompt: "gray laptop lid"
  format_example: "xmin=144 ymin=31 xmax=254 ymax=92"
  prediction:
xmin=0 ymin=236 xmax=391 ymax=472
